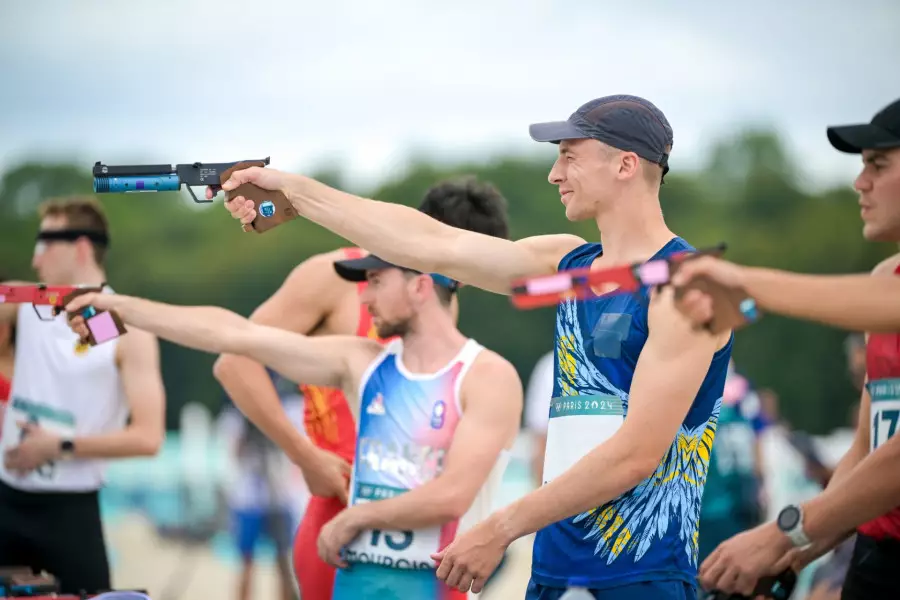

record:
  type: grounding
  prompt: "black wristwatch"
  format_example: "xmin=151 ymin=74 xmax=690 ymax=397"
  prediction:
xmin=59 ymin=438 xmax=75 ymax=459
xmin=776 ymin=504 xmax=811 ymax=547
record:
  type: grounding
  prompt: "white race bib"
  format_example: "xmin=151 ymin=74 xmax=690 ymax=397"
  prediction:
xmin=3 ymin=396 xmax=77 ymax=483
xmin=343 ymin=483 xmax=441 ymax=570
xmin=868 ymin=378 xmax=900 ymax=452
xmin=542 ymin=394 xmax=624 ymax=485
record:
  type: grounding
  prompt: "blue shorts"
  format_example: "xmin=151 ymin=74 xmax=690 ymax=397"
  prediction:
xmin=525 ymin=578 xmax=696 ymax=600
xmin=231 ymin=507 xmax=292 ymax=559
xmin=332 ymin=563 xmax=467 ymax=600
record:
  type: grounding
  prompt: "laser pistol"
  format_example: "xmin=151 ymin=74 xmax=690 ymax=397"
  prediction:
xmin=92 ymin=157 xmax=296 ymax=233
xmin=0 ymin=284 xmax=127 ymax=346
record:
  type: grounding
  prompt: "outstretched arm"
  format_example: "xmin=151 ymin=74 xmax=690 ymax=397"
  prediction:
xmin=213 ymin=251 xmax=351 ymax=475
xmin=220 ymin=168 xmax=585 ymax=295
xmin=65 ymin=292 xmax=379 ymax=390
xmin=672 ymin=255 xmax=900 ymax=332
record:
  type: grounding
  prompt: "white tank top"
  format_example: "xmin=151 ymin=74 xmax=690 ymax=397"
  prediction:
xmin=0 ymin=287 xmax=128 ymax=492
xmin=344 ymin=338 xmax=510 ymax=571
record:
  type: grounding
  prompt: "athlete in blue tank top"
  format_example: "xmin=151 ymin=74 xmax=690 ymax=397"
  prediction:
xmin=213 ymin=93 xmax=735 ymax=599
xmin=519 ymin=238 xmax=733 ymax=599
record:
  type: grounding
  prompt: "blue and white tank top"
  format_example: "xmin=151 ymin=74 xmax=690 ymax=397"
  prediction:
xmin=344 ymin=338 xmax=509 ymax=571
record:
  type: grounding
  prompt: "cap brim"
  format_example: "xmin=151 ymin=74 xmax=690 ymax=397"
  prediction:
xmin=333 ymin=255 xmax=398 ymax=282
xmin=827 ymin=123 xmax=900 ymax=154
xmin=528 ymin=120 xmax=589 ymax=143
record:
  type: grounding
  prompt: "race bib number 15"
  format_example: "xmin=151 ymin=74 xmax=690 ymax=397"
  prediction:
xmin=868 ymin=378 xmax=900 ymax=451
xmin=344 ymin=482 xmax=439 ymax=569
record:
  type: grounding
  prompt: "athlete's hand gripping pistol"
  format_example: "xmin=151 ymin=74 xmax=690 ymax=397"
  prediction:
xmin=509 ymin=243 xmax=757 ymax=334
xmin=0 ymin=284 xmax=127 ymax=346
xmin=92 ymin=157 xmax=296 ymax=233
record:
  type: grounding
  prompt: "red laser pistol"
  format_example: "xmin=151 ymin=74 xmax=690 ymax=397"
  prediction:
xmin=509 ymin=243 xmax=758 ymax=334
xmin=0 ymin=284 xmax=127 ymax=346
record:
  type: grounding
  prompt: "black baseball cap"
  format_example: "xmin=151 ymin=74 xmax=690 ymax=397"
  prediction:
xmin=529 ymin=94 xmax=674 ymax=178
xmin=827 ymin=98 xmax=900 ymax=154
xmin=333 ymin=255 xmax=459 ymax=290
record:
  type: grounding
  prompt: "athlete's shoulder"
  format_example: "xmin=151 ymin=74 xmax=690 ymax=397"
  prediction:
xmin=517 ymin=234 xmax=589 ymax=271
xmin=466 ymin=346 xmax=522 ymax=387
xmin=461 ymin=346 xmax=523 ymax=412
xmin=871 ymin=252 xmax=900 ymax=276
xmin=280 ymin=248 xmax=358 ymax=298
xmin=287 ymin=247 xmax=360 ymax=280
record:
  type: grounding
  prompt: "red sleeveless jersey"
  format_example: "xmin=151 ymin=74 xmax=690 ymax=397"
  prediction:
xmin=299 ymin=248 xmax=388 ymax=463
xmin=858 ymin=262 xmax=900 ymax=541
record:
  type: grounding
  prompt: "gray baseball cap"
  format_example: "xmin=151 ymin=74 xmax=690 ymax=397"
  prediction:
xmin=529 ymin=94 xmax=674 ymax=180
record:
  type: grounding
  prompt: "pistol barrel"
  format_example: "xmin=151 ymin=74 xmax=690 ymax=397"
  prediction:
xmin=93 ymin=174 xmax=182 ymax=193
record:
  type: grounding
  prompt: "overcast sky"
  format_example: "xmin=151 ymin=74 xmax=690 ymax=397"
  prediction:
xmin=1 ymin=0 xmax=897 ymax=192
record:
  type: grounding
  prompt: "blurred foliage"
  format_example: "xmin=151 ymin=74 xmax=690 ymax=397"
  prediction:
xmin=0 ymin=128 xmax=893 ymax=434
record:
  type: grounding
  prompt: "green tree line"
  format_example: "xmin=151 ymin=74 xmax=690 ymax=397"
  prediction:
xmin=0 ymin=128 xmax=892 ymax=433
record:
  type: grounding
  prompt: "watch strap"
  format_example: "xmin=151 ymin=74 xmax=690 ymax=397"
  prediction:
xmin=785 ymin=524 xmax=811 ymax=548
xmin=59 ymin=438 xmax=75 ymax=459
xmin=780 ymin=505 xmax=811 ymax=547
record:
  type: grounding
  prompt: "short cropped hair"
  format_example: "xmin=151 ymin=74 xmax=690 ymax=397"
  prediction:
xmin=416 ymin=176 xmax=511 ymax=305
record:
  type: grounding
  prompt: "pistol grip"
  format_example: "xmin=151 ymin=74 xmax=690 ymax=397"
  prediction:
xmin=232 ymin=183 xmax=295 ymax=233
xmin=672 ymin=274 xmax=757 ymax=334
xmin=219 ymin=161 xmax=297 ymax=234
xmin=59 ymin=288 xmax=127 ymax=347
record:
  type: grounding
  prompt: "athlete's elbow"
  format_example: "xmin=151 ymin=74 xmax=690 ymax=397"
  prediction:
xmin=212 ymin=353 xmax=239 ymax=384
xmin=625 ymin=450 xmax=662 ymax=486
xmin=136 ymin=428 xmax=165 ymax=456
xmin=438 ymin=490 xmax=473 ymax=522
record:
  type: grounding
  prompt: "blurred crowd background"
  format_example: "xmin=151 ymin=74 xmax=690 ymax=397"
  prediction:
xmin=2 ymin=1 xmax=898 ymax=599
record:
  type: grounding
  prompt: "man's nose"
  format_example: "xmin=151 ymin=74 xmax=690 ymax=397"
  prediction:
xmin=548 ymin=157 xmax=565 ymax=185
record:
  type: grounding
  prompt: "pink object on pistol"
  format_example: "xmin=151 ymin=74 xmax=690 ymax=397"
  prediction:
xmin=636 ymin=260 xmax=671 ymax=286
xmin=87 ymin=312 xmax=121 ymax=344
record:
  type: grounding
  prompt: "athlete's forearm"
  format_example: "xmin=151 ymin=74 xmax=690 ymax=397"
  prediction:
xmin=801 ymin=434 xmax=900 ymax=544
xmin=69 ymin=425 xmax=163 ymax=459
xmin=495 ymin=436 xmax=650 ymax=542
xmin=107 ymin=296 xmax=251 ymax=357
xmin=825 ymin=436 xmax=867 ymax=488
xmin=282 ymin=175 xmax=539 ymax=295
xmin=741 ymin=268 xmax=900 ymax=332
xmin=284 ymin=175 xmax=453 ymax=276
xmin=213 ymin=354 xmax=315 ymax=466
xmin=790 ymin=529 xmax=855 ymax=572
xmin=346 ymin=482 xmax=470 ymax=531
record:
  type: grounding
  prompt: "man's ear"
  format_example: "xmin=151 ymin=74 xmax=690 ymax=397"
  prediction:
xmin=617 ymin=152 xmax=640 ymax=179
xmin=76 ymin=237 xmax=94 ymax=264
